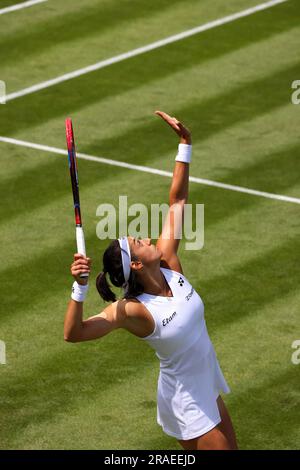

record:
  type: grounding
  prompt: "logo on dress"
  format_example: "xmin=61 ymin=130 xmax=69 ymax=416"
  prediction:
xmin=185 ymin=287 xmax=194 ymax=301
xmin=178 ymin=277 xmax=184 ymax=286
xmin=162 ymin=311 xmax=177 ymax=326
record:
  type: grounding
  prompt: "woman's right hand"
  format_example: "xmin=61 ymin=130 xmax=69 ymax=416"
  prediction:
xmin=155 ymin=110 xmax=191 ymax=145
xmin=71 ymin=254 xmax=91 ymax=285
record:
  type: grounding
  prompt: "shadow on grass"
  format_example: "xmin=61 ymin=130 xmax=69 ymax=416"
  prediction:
xmin=2 ymin=62 xmax=300 ymax=225
xmin=228 ymin=366 xmax=300 ymax=450
xmin=83 ymin=63 xmax=300 ymax=164
xmin=0 ymin=329 xmax=156 ymax=448
xmin=200 ymin=235 xmax=300 ymax=330
xmin=0 ymin=0 xmax=298 ymax=136
xmin=0 ymin=0 xmax=184 ymax=66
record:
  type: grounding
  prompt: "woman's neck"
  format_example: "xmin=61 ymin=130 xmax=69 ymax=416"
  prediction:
xmin=138 ymin=264 xmax=170 ymax=296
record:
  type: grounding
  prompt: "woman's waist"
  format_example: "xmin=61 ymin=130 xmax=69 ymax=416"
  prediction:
xmin=158 ymin=331 xmax=214 ymax=374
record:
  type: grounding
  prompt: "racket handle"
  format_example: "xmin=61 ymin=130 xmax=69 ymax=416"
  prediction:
xmin=76 ymin=226 xmax=89 ymax=279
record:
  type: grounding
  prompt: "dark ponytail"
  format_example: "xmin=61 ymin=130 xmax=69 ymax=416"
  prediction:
xmin=96 ymin=239 xmax=144 ymax=302
xmin=96 ymin=271 xmax=116 ymax=302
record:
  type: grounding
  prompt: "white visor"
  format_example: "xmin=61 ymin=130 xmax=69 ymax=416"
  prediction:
xmin=118 ymin=236 xmax=131 ymax=287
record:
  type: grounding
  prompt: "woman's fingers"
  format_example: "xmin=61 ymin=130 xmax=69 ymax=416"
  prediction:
xmin=72 ymin=264 xmax=90 ymax=271
xmin=155 ymin=110 xmax=171 ymax=119
xmin=71 ymin=254 xmax=91 ymax=280
xmin=71 ymin=262 xmax=90 ymax=269
xmin=72 ymin=269 xmax=90 ymax=276
xmin=73 ymin=254 xmax=91 ymax=264
xmin=71 ymin=271 xmax=89 ymax=278
xmin=71 ymin=264 xmax=90 ymax=272
xmin=155 ymin=110 xmax=184 ymax=135
xmin=74 ymin=253 xmax=90 ymax=261
xmin=72 ymin=259 xmax=89 ymax=266
xmin=155 ymin=110 xmax=177 ymax=125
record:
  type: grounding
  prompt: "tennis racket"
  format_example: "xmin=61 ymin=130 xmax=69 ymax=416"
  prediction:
xmin=65 ymin=118 xmax=88 ymax=278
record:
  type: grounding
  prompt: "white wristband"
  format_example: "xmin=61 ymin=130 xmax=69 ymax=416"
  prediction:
xmin=71 ymin=281 xmax=89 ymax=302
xmin=175 ymin=143 xmax=192 ymax=163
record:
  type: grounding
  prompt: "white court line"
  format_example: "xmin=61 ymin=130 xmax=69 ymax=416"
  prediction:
xmin=0 ymin=135 xmax=299 ymax=205
xmin=5 ymin=0 xmax=288 ymax=102
xmin=0 ymin=0 xmax=47 ymax=16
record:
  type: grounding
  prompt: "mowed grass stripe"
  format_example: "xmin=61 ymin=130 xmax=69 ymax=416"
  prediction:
xmin=0 ymin=0 xmax=46 ymax=15
xmin=1 ymin=0 xmax=298 ymax=452
xmin=1 ymin=132 xmax=300 ymax=275
xmin=4 ymin=0 xmax=290 ymax=101
xmin=0 ymin=0 xmax=255 ymax=91
xmin=79 ymin=63 xmax=299 ymax=162
xmin=2 ymin=101 xmax=299 ymax=242
xmin=1 ymin=174 xmax=299 ymax=320
xmin=1 ymin=131 xmax=300 ymax=245
xmin=200 ymin=235 xmax=300 ymax=329
xmin=0 ymin=331 xmax=157 ymax=448
xmin=0 ymin=0 xmax=106 ymax=40
xmin=1 ymin=0 xmax=298 ymax=136
xmin=193 ymin=102 xmax=300 ymax=178
xmin=0 ymin=0 xmax=24 ymax=7
xmin=39 ymin=24 xmax=298 ymax=150
xmin=1 ymin=173 xmax=299 ymax=331
xmin=0 ymin=0 xmax=185 ymax=66
xmin=15 ymin=26 xmax=297 ymax=186
xmin=229 ymin=367 xmax=300 ymax=449
xmin=2 ymin=227 xmax=299 ymax=330
xmin=1 ymin=193 xmax=299 ymax=321
xmin=1 ymin=61 xmax=300 ymax=213
xmin=0 ymin=142 xmax=59 ymax=182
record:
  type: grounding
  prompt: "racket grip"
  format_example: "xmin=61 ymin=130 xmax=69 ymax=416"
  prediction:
xmin=76 ymin=226 xmax=89 ymax=279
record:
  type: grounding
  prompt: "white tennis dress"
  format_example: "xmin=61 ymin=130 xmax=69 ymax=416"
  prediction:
xmin=136 ymin=267 xmax=230 ymax=440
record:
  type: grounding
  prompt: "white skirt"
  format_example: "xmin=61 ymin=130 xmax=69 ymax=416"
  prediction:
xmin=157 ymin=345 xmax=230 ymax=440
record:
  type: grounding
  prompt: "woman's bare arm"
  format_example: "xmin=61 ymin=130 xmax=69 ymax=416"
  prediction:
xmin=64 ymin=254 xmax=126 ymax=342
xmin=155 ymin=111 xmax=191 ymax=273
xmin=64 ymin=300 xmax=126 ymax=342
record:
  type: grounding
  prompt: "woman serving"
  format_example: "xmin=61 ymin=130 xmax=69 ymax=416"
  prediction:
xmin=64 ymin=111 xmax=238 ymax=450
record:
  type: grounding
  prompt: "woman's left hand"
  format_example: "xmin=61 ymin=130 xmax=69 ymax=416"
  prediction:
xmin=155 ymin=110 xmax=191 ymax=145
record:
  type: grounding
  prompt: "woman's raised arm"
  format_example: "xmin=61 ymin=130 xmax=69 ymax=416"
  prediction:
xmin=155 ymin=111 xmax=191 ymax=274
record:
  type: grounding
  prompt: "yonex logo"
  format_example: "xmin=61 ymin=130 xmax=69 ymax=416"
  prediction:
xmin=178 ymin=277 xmax=184 ymax=286
xmin=162 ymin=311 xmax=177 ymax=327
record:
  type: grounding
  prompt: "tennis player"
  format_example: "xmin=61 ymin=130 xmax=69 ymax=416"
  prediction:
xmin=64 ymin=111 xmax=238 ymax=450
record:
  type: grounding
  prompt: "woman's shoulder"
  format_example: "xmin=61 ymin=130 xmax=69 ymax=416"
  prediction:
xmin=114 ymin=298 xmax=155 ymax=338
xmin=116 ymin=297 xmax=148 ymax=318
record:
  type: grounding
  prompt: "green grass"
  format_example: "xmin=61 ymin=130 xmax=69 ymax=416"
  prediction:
xmin=0 ymin=0 xmax=31 ymax=8
xmin=0 ymin=0 xmax=300 ymax=450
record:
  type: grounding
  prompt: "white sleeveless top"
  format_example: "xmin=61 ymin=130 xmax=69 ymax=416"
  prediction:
xmin=136 ymin=267 xmax=230 ymax=440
